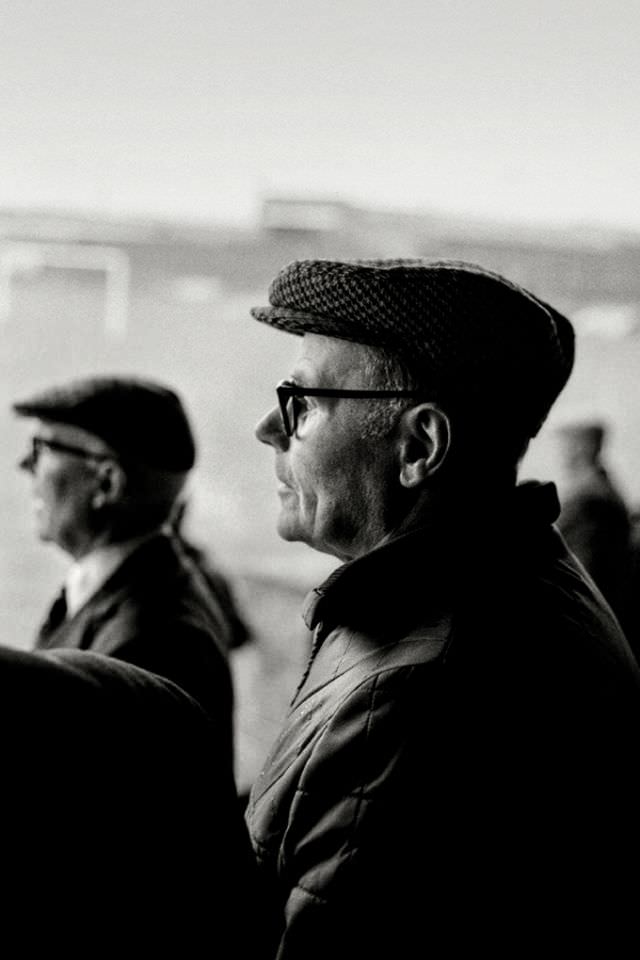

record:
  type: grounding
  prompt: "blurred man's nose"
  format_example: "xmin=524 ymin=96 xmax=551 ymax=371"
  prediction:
xmin=18 ymin=452 xmax=35 ymax=473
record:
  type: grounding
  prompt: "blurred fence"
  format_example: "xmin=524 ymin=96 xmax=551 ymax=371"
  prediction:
xmin=230 ymin=572 xmax=313 ymax=797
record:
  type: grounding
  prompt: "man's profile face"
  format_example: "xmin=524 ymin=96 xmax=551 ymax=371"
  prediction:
xmin=21 ymin=420 xmax=105 ymax=557
xmin=255 ymin=334 xmax=399 ymax=561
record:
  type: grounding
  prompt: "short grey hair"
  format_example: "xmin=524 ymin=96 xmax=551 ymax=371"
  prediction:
xmin=358 ymin=342 xmax=530 ymax=468
xmin=108 ymin=464 xmax=190 ymax=540
xmin=359 ymin=345 xmax=422 ymax=440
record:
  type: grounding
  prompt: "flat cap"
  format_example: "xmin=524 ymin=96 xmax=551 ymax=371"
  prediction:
xmin=12 ymin=376 xmax=196 ymax=472
xmin=251 ymin=258 xmax=575 ymax=438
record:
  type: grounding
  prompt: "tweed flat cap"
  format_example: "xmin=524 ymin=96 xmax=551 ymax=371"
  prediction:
xmin=12 ymin=376 xmax=196 ymax=472
xmin=251 ymin=258 xmax=575 ymax=437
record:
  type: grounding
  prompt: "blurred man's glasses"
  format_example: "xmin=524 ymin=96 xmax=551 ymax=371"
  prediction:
xmin=276 ymin=380 xmax=426 ymax=437
xmin=21 ymin=436 xmax=113 ymax=473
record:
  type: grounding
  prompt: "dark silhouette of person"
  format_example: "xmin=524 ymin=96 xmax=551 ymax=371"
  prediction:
xmin=0 ymin=645 xmax=267 ymax=956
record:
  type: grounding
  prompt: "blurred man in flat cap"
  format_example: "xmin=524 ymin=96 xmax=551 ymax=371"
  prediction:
xmin=12 ymin=375 xmax=237 ymax=733
xmin=555 ymin=419 xmax=632 ymax=622
xmin=245 ymin=259 xmax=640 ymax=959
xmin=6 ymin=376 xmax=270 ymax=955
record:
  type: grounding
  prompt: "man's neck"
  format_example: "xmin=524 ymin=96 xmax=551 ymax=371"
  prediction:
xmin=368 ymin=477 xmax=517 ymax=557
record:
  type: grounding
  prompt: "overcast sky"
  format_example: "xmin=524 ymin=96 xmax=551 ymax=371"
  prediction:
xmin=2 ymin=0 xmax=639 ymax=229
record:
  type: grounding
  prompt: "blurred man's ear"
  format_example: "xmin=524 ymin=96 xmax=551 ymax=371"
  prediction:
xmin=91 ymin=460 xmax=127 ymax=510
xmin=397 ymin=403 xmax=451 ymax=489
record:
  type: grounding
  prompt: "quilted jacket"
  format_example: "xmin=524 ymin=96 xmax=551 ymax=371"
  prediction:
xmin=246 ymin=482 xmax=640 ymax=959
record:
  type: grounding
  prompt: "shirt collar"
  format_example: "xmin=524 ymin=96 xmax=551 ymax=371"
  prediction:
xmin=65 ymin=530 xmax=161 ymax=617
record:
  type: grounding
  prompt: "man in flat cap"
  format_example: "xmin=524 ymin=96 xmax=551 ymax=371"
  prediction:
xmin=12 ymin=375 xmax=236 ymax=732
xmin=245 ymin=259 xmax=640 ymax=958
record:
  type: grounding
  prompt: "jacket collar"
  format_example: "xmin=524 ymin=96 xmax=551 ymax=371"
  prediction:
xmin=303 ymin=480 xmax=561 ymax=636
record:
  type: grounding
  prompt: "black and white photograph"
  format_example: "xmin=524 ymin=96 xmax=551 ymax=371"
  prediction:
xmin=1 ymin=1 xmax=639 ymax=955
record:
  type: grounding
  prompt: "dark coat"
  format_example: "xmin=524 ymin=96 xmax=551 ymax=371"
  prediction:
xmin=246 ymin=482 xmax=640 ymax=959
xmin=34 ymin=531 xmax=234 ymax=733
xmin=0 ymin=645 xmax=268 ymax=956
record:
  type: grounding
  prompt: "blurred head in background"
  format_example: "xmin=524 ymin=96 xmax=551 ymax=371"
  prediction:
xmin=12 ymin=375 xmax=196 ymax=560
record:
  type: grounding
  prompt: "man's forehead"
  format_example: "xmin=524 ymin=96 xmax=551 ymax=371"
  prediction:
xmin=33 ymin=419 xmax=114 ymax=455
xmin=293 ymin=333 xmax=370 ymax=382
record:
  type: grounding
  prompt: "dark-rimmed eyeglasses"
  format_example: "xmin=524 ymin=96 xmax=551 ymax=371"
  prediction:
xmin=20 ymin=436 xmax=114 ymax=473
xmin=276 ymin=380 xmax=427 ymax=437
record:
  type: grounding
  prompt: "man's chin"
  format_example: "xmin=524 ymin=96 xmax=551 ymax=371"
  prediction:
xmin=276 ymin=520 xmax=304 ymax=544
xmin=276 ymin=512 xmax=310 ymax=546
xmin=275 ymin=517 xmax=341 ymax=560
xmin=32 ymin=515 xmax=54 ymax=544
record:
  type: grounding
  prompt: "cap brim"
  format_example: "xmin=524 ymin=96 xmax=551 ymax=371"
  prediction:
xmin=250 ymin=306 xmax=365 ymax=343
xmin=11 ymin=401 xmax=71 ymax=419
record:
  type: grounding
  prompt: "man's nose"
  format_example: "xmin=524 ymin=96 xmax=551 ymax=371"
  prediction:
xmin=18 ymin=452 xmax=35 ymax=473
xmin=255 ymin=406 xmax=288 ymax=449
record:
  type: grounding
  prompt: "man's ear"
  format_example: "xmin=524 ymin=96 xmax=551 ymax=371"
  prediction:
xmin=91 ymin=460 xmax=127 ymax=510
xmin=397 ymin=403 xmax=451 ymax=489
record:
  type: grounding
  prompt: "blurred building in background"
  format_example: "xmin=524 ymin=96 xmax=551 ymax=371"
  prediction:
xmin=2 ymin=198 xmax=639 ymax=789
